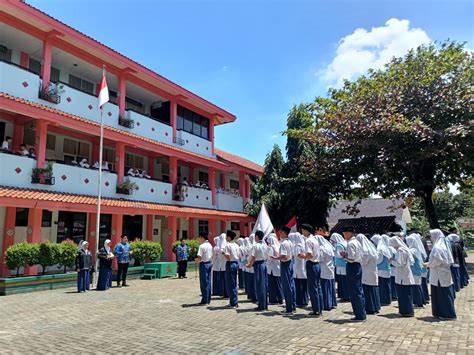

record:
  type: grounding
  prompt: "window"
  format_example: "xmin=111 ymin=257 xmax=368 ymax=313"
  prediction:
xmin=69 ymin=74 xmax=94 ymax=95
xmin=63 ymin=138 xmax=90 ymax=162
xmin=198 ymin=171 xmax=209 ymax=184
xmin=15 ymin=208 xmax=29 ymax=227
xmin=198 ymin=220 xmax=209 ymax=234
xmin=177 ymin=105 xmax=210 ymax=140
xmin=28 ymin=59 xmax=59 ymax=82
xmin=230 ymin=179 xmax=240 ymax=190
xmin=46 ymin=134 xmax=56 ymax=150
xmin=230 ymin=222 xmax=240 ymax=231
xmin=56 ymin=212 xmax=86 ymax=244
xmin=125 ymin=97 xmax=144 ymax=114
xmin=0 ymin=44 xmax=12 ymax=62
xmin=150 ymin=101 xmax=170 ymax=125
xmin=42 ymin=210 xmax=52 ymax=227
xmin=23 ymin=125 xmax=56 ymax=150
xmin=125 ymin=153 xmax=145 ymax=170
xmin=103 ymin=147 xmax=115 ymax=170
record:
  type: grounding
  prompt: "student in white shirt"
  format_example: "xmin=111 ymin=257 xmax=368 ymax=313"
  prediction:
xmin=273 ymin=226 xmax=296 ymax=314
xmin=340 ymin=226 xmax=367 ymax=321
xmin=406 ymin=233 xmax=428 ymax=307
xmin=243 ymin=236 xmax=257 ymax=302
xmin=356 ymin=234 xmax=381 ymax=315
xmin=223 ymin=230 xmax=240 ymax=308
xmin=298 ymin=223 xmax=322 ymax=317
xmin=330 ymin=233 xmax=350 ymax=302
xmin=195 ymin=232 xmax=213 ymax=305
xmin=246 ymin=230 xmax=268 ymax=311
xmin=127 ymin=168 xmax=136 ymax=176
xmin=236 ymin=237 xmax=246 ymax=290
xmin=19 ymin=144 xmax=29 ymax=156
xmin=289 ymin=231 xmax=308 ymax=307
xmin=425 ymin=229 xmax=456 ymax=319
xmin=265 ymin=233 xmax=283 ymax=305
xmin=212 ymin=235 xmax=223 ymax=297
xmin=371 ymin=234 xmax=393 ymax=306
xmin=1 ymin=136 xmax=12 ymax=151
xmin=315 ymin=227 xmax=336 ymax=311
xmin=79 ymin=158 xmax=90 ymax=168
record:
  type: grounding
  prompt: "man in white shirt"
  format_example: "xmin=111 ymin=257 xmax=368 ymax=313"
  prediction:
xmin=223 ymin=230 xmax=240 ymax=308
xmin=19 ymin=144 xmax=29 ymax=156
xmin=1 ymin=136 xmax=12 ymax=151
xmin=340 ymin=226 xmax=367 ymax=321
xmin=195 ymin=232 xmax=213 ymax=305
xmin=273 ymin=226 xmax=296 ymax=314
xmin=246 ymin=230 xmax=268 ymax=311
xmin=298 ymin=223 xmax=323 ymax=316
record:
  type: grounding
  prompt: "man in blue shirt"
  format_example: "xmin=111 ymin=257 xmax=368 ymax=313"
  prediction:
xmin=177 ymin=238 xmax=189 ymax=278
xmin=114 ymin=235 xmax=131 ymax=287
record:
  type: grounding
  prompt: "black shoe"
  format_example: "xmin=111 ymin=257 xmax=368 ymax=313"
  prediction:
xmin=117 ymin=283 xmax=121 ymax=288
xmin=281 ymin=310 xmax=294 ymax=315
xmin=122 ymin=283 xmax=129 ymax=287
xmin=351 ymin=317 xmax=366 ymax=322
xmin=254 ymin=307 xmax=266 ymax=311
xmin=226 ymin=304 xmax=238 ymax=309
xmin=309 ymin=311 xmax=322 ymax=317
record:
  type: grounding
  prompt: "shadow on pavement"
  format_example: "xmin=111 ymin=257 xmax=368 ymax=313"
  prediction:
xmin=181 ymin=303 xmax=207 ymax=308
xmin=324 ymin=318 xmax=361 ymax=324
xmin=207 ymin=305 xmax=234 ymax=311
xmin=378 ymin=313 xmax=402 ymax=319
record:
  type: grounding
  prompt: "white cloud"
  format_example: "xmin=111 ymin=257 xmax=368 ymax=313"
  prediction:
xmin=320 ymin=18 xmax=430 ymax=87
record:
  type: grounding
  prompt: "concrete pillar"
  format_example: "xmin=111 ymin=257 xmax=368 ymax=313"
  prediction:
xmin=24 ymin=208 xmax=43 ymax=276
xmin=0 ymin=207 xmax=16 ymax=276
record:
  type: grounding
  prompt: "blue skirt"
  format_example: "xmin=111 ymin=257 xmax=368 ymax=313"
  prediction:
xmin=431 ymin=284 xmax=456 ymax=319
xmin=412 ymin=284 xmax=425 ymax=307
xmin=362 ymin=284 xmax=381 ymax=314
xmin=421 ymin=277 xmax=430 ymax=303
xmin=336 ymin=274 xmax=350 ymax=301
xmin=451 ymin=266 xmax=461 ymax=292
xmin=378 ymin=277 xmax=392 ymax=305
xmin=390 ymin=276 xmax=398 ymax=300
xmin=96 ymin=267 xmax=112 ymax=291
xmin=268 ymin=274 xmax=283 ymax=304
xmin=396 ymin=284 xmax=414 ymax=316
xmin=321 ymin=278 xmax=337 ymax=310
xmin=460 ymin=265 xmax=469 ymax=288
xmin=295 ymin=278 xmax=308 ymax=306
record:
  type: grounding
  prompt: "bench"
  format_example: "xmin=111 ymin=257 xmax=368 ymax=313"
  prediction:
xmin=142 ymin=264 xmax=160 ymax=280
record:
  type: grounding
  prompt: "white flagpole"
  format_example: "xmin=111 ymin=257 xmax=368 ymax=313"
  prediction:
xmin=92 ymin=66 xmax=106 ymax=288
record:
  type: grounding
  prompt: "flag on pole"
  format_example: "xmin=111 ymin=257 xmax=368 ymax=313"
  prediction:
xmin=97 ymin=70 xmax=109 ymax=109
xmin=251 ymin=203 xmax=274 ymax=238
xmin=285 ymin=216 xmax=298 ymax=233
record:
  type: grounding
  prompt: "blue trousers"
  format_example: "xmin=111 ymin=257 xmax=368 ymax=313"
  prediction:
xmin=238 ymin=268 xmax=245 ymax=289
xmin=346 ymin=262 xmax=366 ymax=320
xmin=321 ymin=278 xmax=337 ymax=310
xmin=225 ymin=261 xmax=239 ymax=306
xmin=245 ymin=272 xmax=257 ymax=301
xmin=219 ymin=271 xmax=228 ymax=297
xmin=281 ymin=261 xmax=296 ymax=312
xmin=77 ymin=269 xmax=90 ymax=292
xmin=378 ymin=277 xmax=392 ymax=305
xmin=199 ymin=262 xmax=212 ymax=304
xmin=96 ymin=267 xmax=112 ymax=291
xmin=460 ymin=265 xmax=469 ymax=288
xmin=336 ymin=273 xmax=350 ymax=301
xmin=212 ymin=271 xmax=220 ymax=296
xmin=295 ymin=278 xmax=308 ymax=306
xmin=254 ymin=261 xmax=268 ymax=310
xmin=268 ymin=273 xmax=283 ymax=304
xmin=396 ymin=284 xmax=414 ymax=316
xmin=306 ymin=261 xmax=322 ymax=314
xmin=412 ymin=284 xmax=425 ymax=306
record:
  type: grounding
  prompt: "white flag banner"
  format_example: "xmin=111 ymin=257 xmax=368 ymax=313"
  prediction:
xmin=251 ymin=203 xmax=274 ymax=238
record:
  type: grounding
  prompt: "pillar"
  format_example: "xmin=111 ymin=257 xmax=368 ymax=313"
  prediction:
xmin=146 ymin=215 xmax=154 ymax=241
xmin=0 ymin=207 xmax=16 ymax=276
xmin=170 ymin=100 xmax=177 ymax=142
xmin=87 ymin=213 xmax=98 ymax=261
xmin=41 ymin=39 xmax=52 ymax=89
xmin=221 ymin=221 xmax=227 ymax=234
xmin=188 ymin=217 xmax=194 ymax=239
xmin=20 ymin=52 xmax=29 ymax=69
xmin=111 ymin=214 xmax=123 ymax=269
xmin=209 ymin=168 xmax=216 ymax=206
xmin=91 ymin=138 xmax=100 ymax=164
xmin=118 ymin=74 xmax=127 ymax=118
xmin=239 ymin=171 xmax=246 ymax=198
xmin=115 ymin=142 xmax=126 ymax=183
xmin=245 ymin=179 xmax=250 ymax=199
xmin=220 ymin=172 xmax=225 ymax=189
xmin=166 ymin=216 xmax=177 ymax=261
xmin=209 ymin=219 xmax=218 ymax=246
xmin=148 ymin=155 xmax=155 ymax=178
xmin=169 ymin=156 xmax=178 ymax=194
xmin=24 ymin=208 xmax=43 ymax=276
xmin=13 ymin=121 xmax=24 ymax=151
xmin=188 ymin=164 xmax=194 ymax=183
xmin=209 ymin=117 xmax=215 ymax=155
xmin=35 ymin=120 xmax=48 ymax=168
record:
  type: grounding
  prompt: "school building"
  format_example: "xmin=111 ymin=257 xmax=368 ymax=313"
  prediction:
xmin=0 ymin=1 xmax=262 ymax=276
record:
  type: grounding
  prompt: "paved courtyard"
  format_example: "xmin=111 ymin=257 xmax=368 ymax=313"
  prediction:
xmin=0 ymin=260 xmax=473 ymax=354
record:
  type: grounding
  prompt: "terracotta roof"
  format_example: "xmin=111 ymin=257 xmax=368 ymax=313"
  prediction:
xmin=0 ymin=186 xmax=250 ymax=219
xmin=215 ymin=148 xmax=263 ymax=175
xmin=330 ymin=216 xmax=398 ymax=235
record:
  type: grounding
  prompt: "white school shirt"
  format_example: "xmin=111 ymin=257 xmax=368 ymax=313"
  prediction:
xmin=319 ymin=248 xmax=335 ymax=280
xmin=360 ymin=255 xmax=378 ymax=286
xmin=293 ymin=236 xmax=307 ymax=279
xmin=251 ymin=242 xmax=267 ymax=261
xmin=391 ymin=249 xmax=415 ymax=285
xmin=225 ymin=242 xmax=241 ymax=262
xmin=346 ymin=237 xmax=363 ymax=263
xmin=197 ymin=242 xmax=213 ymax=262
xmin=279 ymin=239 xmax=293 ymax=262
xmin=212 ymin=245 xmax=221 ymax=270
xmin=427 ymin=258 xmax=453 ymax=287
xmin=1 ymin=141 xmax=9 ymax=150
xmin=305 ymin=235 xmax=321 ymax=263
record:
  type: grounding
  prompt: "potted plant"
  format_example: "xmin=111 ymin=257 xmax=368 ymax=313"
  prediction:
xmin=118 ymin=115 xmax=135 ymax=129
xmin=31 ymin=162 xmax=54 ymax=185
xmin=116 ymin=179 xmax=138 ymax=195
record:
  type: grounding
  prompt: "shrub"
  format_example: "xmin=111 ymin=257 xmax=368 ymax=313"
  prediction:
xmin=57 ymin=241 xmax=78 ymax=273
xmin=37 ymin=242 xmax=60 ymax=275
xmin=172 ymin=239 xmax=201 ymax=260
xmin=130 ymin=241 xmax=163 ymax=264
xmin=5 ymin=243 xmax=37 ymax=276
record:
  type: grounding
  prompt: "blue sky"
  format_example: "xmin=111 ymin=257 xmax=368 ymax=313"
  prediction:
xmin=29 ymin=0 xmax=473 ymax=165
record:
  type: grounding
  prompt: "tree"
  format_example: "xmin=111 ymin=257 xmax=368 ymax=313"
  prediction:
xmin=290 ymin=41 xmax=473 ymax=228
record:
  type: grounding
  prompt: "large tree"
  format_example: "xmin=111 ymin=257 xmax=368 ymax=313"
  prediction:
xmin=290 ymin=41 xmax=473 ymax=228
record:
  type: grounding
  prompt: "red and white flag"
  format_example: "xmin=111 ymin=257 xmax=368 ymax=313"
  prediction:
xmin=286 ymin=216 xmax=298 ymax=233
xmin=97 ymin=72 xmax=109 ymax=109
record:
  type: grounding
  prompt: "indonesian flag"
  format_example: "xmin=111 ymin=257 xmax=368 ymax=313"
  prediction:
xmin=97 ymin=72 xmax=109 ymax=109
xmin=286 ymin=216 xmax=298 ymax=233
xmin=251 ymin=204 xmax=274 ymax=238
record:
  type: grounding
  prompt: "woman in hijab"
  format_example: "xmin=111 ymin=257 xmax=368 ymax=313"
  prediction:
xmin=451 ymin=234 xmax=469 ymax=288
xmin=316 ymin=233 xmax=337 ymax=311
xmin=406 ymin=234 xmax=427 ymax=307
xmin=289 ymin=232 xmax=309 ymax=307
xmin=244 ymin=236 xmax=257 ymax=302
xmin=236 ymin=237 xmax=246 ymax=289
xmin=415 ymin=233 xmax=430 ymax=302
xmin=330 ymin=233 xmax=350 ymax=302
xmin=425 ymin=229 xmax=456 ymax=319
xmin=386 ymin=234 xmax=398 ymax=301
xmin=371 ymin=234 xmax=392 ymax=306
xmin=447 ymin=233 xmax=464 ymax=292
xmin=265 ymin=233 xmax=283 ymax=304
xmin=75 ymin=241 xmax=92 ymax=293
xmin=356 ymin=234 xmax=380 ymax=314
xmin=389 ymin=236 xmax=415 ymax=317
xmin=212 ymin=235 xmax=222 ymax=296
xmin=97 ymin=239 xmax=114 ymax=291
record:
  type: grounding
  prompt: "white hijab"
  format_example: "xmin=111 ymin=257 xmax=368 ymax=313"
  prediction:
xmin=447 ymin=233 xmax=461 ymax=243
xmin=356 ymin=233 xmax=378 ymax=262
xmin=371 ymin=234 xmax=392 ymax=258
xmin=265 ymin=233 xmax=280 ymax=257
xmin=79 ymin=240 xmax=90 ymax=255
xmin=382 ymin=234 xmax=396 ymax=257
xmin=406 ymin=234 xmax=423 ymax=262
xmin=289 ymin=232 xmax=305 ymax=254
xmin=414 ymin=233 xmax=428 ymax=259
xmin=429 ymin=229 xmax=454 ymax=266
xmin=389 ymin=236 xmax=414 ymax=265
xmin=104 ymin=239 xmax=112 ymax=254
xmin=316 ymin=235 xmax=335 ymax=257
xmin=330 ymin=233 xmax=346 ymax=249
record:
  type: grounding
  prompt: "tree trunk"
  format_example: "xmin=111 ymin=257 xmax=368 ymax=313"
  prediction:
xmin=421 ymin=190 xmax=440 ymax=229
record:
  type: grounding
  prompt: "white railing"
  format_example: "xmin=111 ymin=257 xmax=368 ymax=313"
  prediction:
xmin=175 ymin=186 xmax=213 ymax=209
xmin=216 ymin=191 xmax=244 ymax=212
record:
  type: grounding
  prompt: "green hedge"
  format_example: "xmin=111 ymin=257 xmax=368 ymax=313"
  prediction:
xmin=172 ymin=239 xmax=201 ymax=260
xmin=130 ymin=241 xmax=163 ymax=264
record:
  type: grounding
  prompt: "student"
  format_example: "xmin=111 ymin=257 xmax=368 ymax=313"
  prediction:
xmin=246 ymin=230 xmax=268 ymax=311
xmin=356 ymin=234 xmax=380 ymax=315
xmin=243 ymin=236 xmax=257 ymax=302
xmin=298 ymin=223 xmax=323 ymax=317
xmin=315 ymin=227 xmax=337 ymax=311
xmin=415 ymin=232 xmax=430 ymax=303
xmin=425 ymin=229 xmax=456 ymax=320
xmin=236 ymin=237 xmax=246 ymax=289
xmin=28 ymin=147 xmax=36 ymax=158
xmin=447 ymin=233 xmax=464 ymax=292
xmin=289 ymin=231 xmax=309 ymax=307
xmin=217 ymin=233 xmax=229 ymax=298
xmin=265 ymin=233 xmax=283 ymax=305
xmin=406 ymin=234 xmax=427 ymax=307
xmin=371 ymin=234 xmax=392 ymax=306
xmin=19 ymin=144 xmax=29 ymax=156
xmin=389 ymin=236 xmax=415 ymax=317
xmin=114 ymin=235 xmax=131 ymax=287
xmin=126 ymin=167 xmax=136 ymax=176
xmin=223 ymin=230 xmax=240 ymax=308
xmin=177 ymin=239 xmax=189 ymax=279
xmin=330 ymin=233 xmax=350 ymax=302
xmin=212 ymin=235 xmax=222 ymax=296
xmin=97 ymin=239 xmax=114 ymax=291
xmin=1 ymin=136 xmax=12 ymax=151
xmin=273 ymin=226 xmax=296 ymax=314
xmin=75 ymin=241 xmax=92 ymax=293
xmin=450 ymin=234 xmax=469 ymax=288
xmin=79 ymin=158 xmax=90 ymax=168
xmin=195 ymin=232 xmax=213 ymax=305
xmin=340 ymin=226 xmax=366 ymax=321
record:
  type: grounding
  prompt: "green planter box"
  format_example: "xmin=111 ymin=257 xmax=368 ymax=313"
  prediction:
xmin=0 ymin=272 xmax=77 ymax=296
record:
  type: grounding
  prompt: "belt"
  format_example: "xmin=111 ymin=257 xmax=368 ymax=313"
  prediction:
xmin=254 ymin=260 xmax=265 ymax=264
xmin=226 ymin=260 xmax=238 ymax=263
xmin=200 ymin=261 xmax=211 ymax=264
xmin=307 ymin=260 xmax=319 ymax=264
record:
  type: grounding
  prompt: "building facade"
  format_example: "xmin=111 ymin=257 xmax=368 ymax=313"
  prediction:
xmin=0 ymin=1 xmax=262 ymax=276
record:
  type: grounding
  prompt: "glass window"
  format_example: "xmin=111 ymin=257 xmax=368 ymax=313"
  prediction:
xmin=176 ymin=105 xmax=211 ymax=140
xmin=15 ymin=208 xmax=29 ymax=227
xmin=81 ymin=80 xmax=94 ymax=95
xmin=230 ymin=179 xmax=240 ymax=190
xmin=68 ymin=74 xmax=82 ymax=91
xmin=198 ymin=220 xmax=209 ymax=234
xmin=69 ymin=74 xmax=94 ymax=95
xmin=184 ymin=109 xmax=193 ymax=132
xmin=29 ymin=58 xmax=41 ymax=75
xmin=177 ymin=115 xmax=184 ymax=130
xmin=63 ymin=138 xmax=76 ymax=155
xmin=42 ymin=210 xmax=52 ymax=227
xmin=193 ymin=114 xmax=201 ymax=135
xmin=23 ymin=125 xmax=35 ymax=146
xmin=46 ymin=134 xmax=56 ymax=150
xmin=0 ymin=45 xmax=12 ymax=62
xmin=198 ymin=171 xmax=209 ymax=184
xmin=201 ymin=119 xmax=209 ymax=139
xmin=230 ymin=222 xmax=240 ymax=231
xmin=50 ymin=67 xmax=60 ymax=83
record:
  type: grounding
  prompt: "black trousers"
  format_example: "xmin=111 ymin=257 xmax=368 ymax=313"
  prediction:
xmin=117 ymin=262 xmax=129 ymax=284
xmin=178 ymin=260 xmax=188 ymax=278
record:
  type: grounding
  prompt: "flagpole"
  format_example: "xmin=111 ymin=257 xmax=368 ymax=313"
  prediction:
xmin=92 ymin=66 xmax=106 ymax=289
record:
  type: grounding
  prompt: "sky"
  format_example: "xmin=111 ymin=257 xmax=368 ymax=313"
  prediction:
xmin=28 ymin=0 xmax=473 ymax=165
